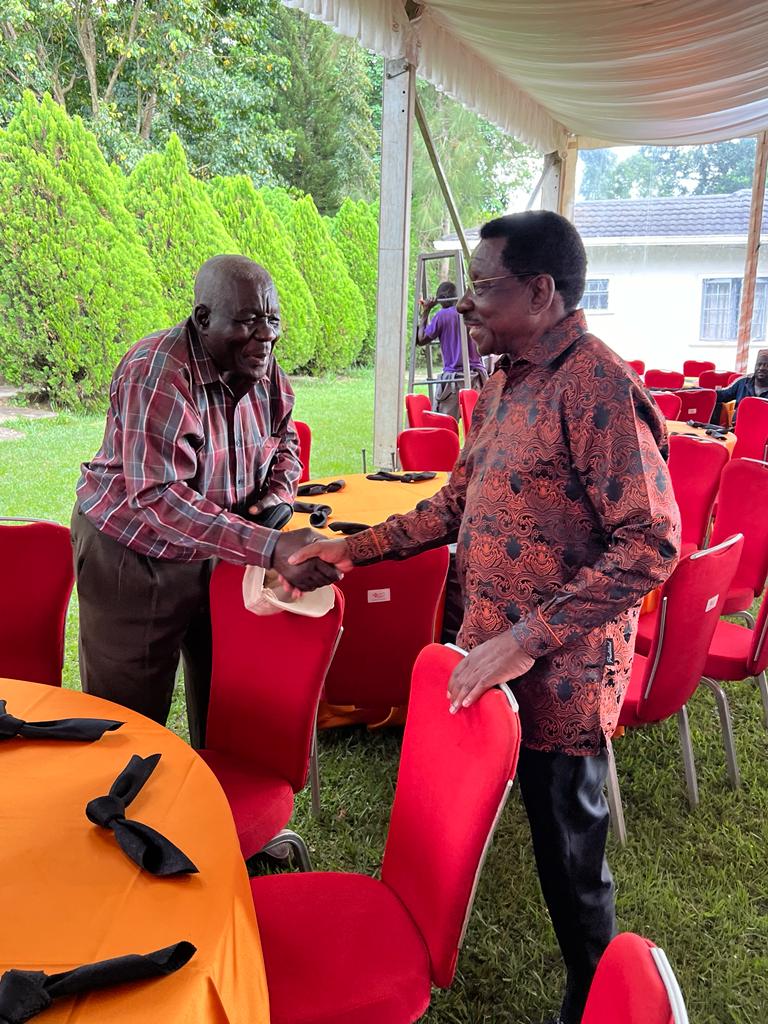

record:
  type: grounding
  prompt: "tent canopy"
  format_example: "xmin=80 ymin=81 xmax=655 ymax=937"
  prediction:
xmin=286 ymin=1 xmax=768 ymax=152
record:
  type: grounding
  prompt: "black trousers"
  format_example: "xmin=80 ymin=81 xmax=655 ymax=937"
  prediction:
xmin=70 ymin=505 xmax=212 ymax=747
xmin=517 ymin=745 xmax=616 ymax=1024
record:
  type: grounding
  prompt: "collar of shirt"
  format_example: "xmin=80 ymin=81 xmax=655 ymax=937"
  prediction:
xmin=496 ymin=308 xmax=588 ymax=373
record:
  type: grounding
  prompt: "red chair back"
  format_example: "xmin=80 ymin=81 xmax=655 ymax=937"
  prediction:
xmin=381 ymin=644 xmax=521 ymax=988
xmin=653 ymin=392 xmax=682 ymax=420
xmin=627 ymin=359 xmax=645 ymax=375
xmin=398 ymin=428 xmax=460 ymax=471
xmin=710 ymin=458 xmax=768 ymax=600
xmin=634 ymin=535 xmax=743 ymax=724
xmin=293 ymin=420 xmax=312 ymax=483
xmin=458 ymin=389 xmax=479 ymax=436
xmin=683 ymin=359 xmax=716 ymax=378
xmin=726 ymin=371 xmax=744 ymax=385
xmin=672 ymin=388 xmax=716 ymax=423
xmin=699 ymin=370 xmax=733 ymax=389
xmin=0 ymin=520 xmax=74 ymax=686
xmin=748 ymin=590 xmax=768 ymax=676
xmin=646 ymin=369 xmax=685 ymax=389
xmin=421 ymin=410 xmax=460 ymax=435
xmin=405 ymin=393 xmax=431 ymax=428
xmin=732 ymin=396 xmax=768 ymax=461
xmin=323 ymin=547 xmax=449 ymax=707
xmin=668 ymin=435 xmax=729 ymax=551
xmin=582 ymin=932 xmax=688 ymax=1024
xmin=206 ymin=561 xmax=344 ymax=790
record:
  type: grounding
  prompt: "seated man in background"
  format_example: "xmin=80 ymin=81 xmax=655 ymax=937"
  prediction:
xmin=72 ymin=254 xmax=338 ymax=746
xmin=418 ymin=280 xmax=487 ymax=418
xmin=711 ymin=348 xmax=768 ymax=424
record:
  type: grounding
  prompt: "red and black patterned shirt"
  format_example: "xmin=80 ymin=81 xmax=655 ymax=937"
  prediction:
xmin=348 ymin=310 xmax=680 ymax=755
xmin=77 ymin=320 xmax=301 ymax=565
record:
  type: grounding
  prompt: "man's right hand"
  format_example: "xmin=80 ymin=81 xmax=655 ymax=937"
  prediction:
xmin=288 ymin=537 xmax=354 ymax=573
xmin=271 ymin=529 xmax=344 ymax=592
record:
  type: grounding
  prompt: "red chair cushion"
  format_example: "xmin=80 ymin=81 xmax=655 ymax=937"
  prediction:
xmin=617 ymin=655 xmax=648 ymax=727
xmin=197 ymin=750 xmax=293 ymax=859
xmin=251 ymin=872 xmax=431 ymax=1024
xmin=702 ymin=620 xmax=753 ymax=681
xmin=582 ymin=933 xmax=673 ymax=1024
xmin=721 ymin=587 xmax=756 ymax=614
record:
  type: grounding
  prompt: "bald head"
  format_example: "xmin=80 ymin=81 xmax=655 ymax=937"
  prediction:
xmin=194 ymin=254 xmax=274 ymax=308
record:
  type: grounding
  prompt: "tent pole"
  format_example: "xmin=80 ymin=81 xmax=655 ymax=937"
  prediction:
xmin=735 ymin=130 xmax=768 ymax=373
xmin=539 ymin=142 xmax=577 ymax=220
xmin=373 ymin=57 xmax=416 ymax=468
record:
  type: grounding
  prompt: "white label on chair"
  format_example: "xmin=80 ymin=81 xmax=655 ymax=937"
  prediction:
xmin=368 ymin=588 xmax=391 ymax=603
xmin=705 ymin=594 xmax=719 ymax=612
xmin=686 ymin=408 xmax=695 ymax=415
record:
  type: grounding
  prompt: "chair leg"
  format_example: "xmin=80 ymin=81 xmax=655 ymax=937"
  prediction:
xmin=730 ymin=609 xmax=756 ymax=629
xmin=676 ymin=706 xmax=699 ymax=809
xmin=756 ymin=670 xmax=768 ymax=731
xmin=700 ymin=677 xmax=741 ymax=789
xmin=605 ymin=739 xmax=627 ymax=847
xmin=262 ymin=829 xmax=313 ymax=872
xmin=309 ymin=724 xmax=321 ymax=818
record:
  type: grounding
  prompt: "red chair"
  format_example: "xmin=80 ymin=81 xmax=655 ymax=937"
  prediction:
xmin=699 ymin=370 xmax=734 ymax=389
xmin=293 ymin=419 xmax=312 ymax=484
xmin=458 ymin=388 xmax=479 ymax=436
xmin=323 ymin=547 xmax=450 ymax=710
xmin=653 ymin=392 xmax=682 ymax=420
xmin=0 ymin=519 xmax=74 ymax=686
xmin=683 ymin=359 xmax=716 ymax=378
xmin=646 ymin=370 xmax=685 ymax=390
xmin=250 ymin=643 xmax=522 ymax=1024
xmin=668 ymin=435 xmax=729 ymax=555
xmin=398 ymin=428 xmax=460 ymax=472
xmin=627 ymin=359 xmax=645 ymax=376
xmin=421 ymin=409 xmax=460 ymax=435
xmin=673 ymin=388 xmax=716 ymax=423
xmin=582 ymin=932 xmax=689 ymax=1024
xmin=725 ymin=371 xmax=744 ymax=385
xmin=732 ymin=396 xmax=768 ymax=460
xmin=198 ymin=562 xmax=344 ymax=868
xmin=607 ymin=535 xmax=743 ymax=842
xmin=405 ymin=393 xmax=431 ymax=429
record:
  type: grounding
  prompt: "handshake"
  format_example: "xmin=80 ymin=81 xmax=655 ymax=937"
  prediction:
xmin=270 ymin=528 xmax=353 ymax=596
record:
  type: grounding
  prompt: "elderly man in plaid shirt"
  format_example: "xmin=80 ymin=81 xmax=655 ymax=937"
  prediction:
xmin=72 ymin=255 xmax=338 ymax=745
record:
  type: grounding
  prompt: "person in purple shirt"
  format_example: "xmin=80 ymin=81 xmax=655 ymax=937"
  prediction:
xmin=418 ymin=280 xmax=487 ymax=418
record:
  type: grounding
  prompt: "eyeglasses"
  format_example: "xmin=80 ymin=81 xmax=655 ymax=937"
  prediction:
xmin=465 ymin=272 xmax=540 ymax=297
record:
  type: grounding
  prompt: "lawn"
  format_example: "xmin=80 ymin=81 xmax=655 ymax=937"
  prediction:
xmin=1 ymin=369 xmax=767 ymax=1022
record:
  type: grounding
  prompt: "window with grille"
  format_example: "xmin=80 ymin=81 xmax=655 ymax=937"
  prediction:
xmin=582 ymin=278 xmax=609 ymax=311
xmin=700 ymin=278 xmax=768 ymax=341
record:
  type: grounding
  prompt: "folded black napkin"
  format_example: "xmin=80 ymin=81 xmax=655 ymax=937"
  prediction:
xmin=292 ymin=501 xmax=332 ymax=528
xmin=366 ymin=470 xmax=437 ymax=483
xmin=328 ymin=521 xmax=370 ymax=535
xmin=297 ymin=479 xmax=346 ymax=497
xmin=86 ymin=754 xmax=198 ymax=877
xmin=233 ymin=501 xmax=294 ymax=530
xmin=0 ymin=700 xmax=123 ymax=743
xmin=0 ymin=941 xmax=195 ymax=1024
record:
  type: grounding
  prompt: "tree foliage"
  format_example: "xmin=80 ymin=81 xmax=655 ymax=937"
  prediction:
xmin=331 ymin=198 xmax=378 ymax=361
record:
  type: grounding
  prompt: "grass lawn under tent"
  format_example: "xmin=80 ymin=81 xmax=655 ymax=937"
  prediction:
xmin=0 ymin=367 xmax=766 ymax=1023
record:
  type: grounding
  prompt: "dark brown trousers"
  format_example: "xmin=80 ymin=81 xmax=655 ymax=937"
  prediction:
xmin=70 ymin=505 xmax=212 ymax=747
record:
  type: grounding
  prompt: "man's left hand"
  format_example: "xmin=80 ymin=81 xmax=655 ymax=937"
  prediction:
xmin=447 ymin=633 xmax=535 ymax=713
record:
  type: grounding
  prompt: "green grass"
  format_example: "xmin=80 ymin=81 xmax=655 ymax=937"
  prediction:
xmin=1 ymin=369 xmax=767 ymax=1022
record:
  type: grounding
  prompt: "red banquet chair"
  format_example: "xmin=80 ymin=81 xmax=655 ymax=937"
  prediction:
xmin=683 ymin=359 xmax=716 ymax=379
xmin=731 ymin=396 xmax=768 ymax=461
xmin=652 ymin=392 xmax=682 ymax=420
xmin=198 ymin=561 xmax=344 ymax=869
xmin=458 ymin=388 xmax=479 ymax=436
xmin=582 ymin=932 xmax=689 ymax=1024
xmin=0 ymin=518 xmax=74 ymax=686
xmin=250 ymin=643 xmax=522 ymax=1024
xmin=405 ymin=393 xmax=431 ymax=429
xmin=323 ymin=546 xmax=449 ymax=711
xmin=421 ymin=409 xmax=460 ymax=435
xmin=667 ymin=435 xmax=729 ymax=556
xmin=672 ymin=388 xmax=716 ymax=424
xmin=699 ymin=369 xmax=734 ymax=389
xmin=646 ymin=369 xmax=685 ymax=390
xmin=293 ymin=419 xmax=312 ymax=483
xmin=398 ymin=427 xmax=460 ymax=472
xmin=607 ymin=534 xmax=743 ymax=842
xmin=627 ymin=359 xmax=645 ymax=376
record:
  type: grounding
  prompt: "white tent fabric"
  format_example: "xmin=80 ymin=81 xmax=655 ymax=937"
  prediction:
xmin=285 ymin=0 xmax=768 ymax=153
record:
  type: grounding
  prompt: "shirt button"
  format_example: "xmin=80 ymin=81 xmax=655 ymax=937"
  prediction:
xmin=235 ymin=440 xmax=242 ymax=449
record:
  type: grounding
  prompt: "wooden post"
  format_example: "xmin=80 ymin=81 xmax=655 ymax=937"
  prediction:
xmin=373 ymin=58 xmax=416 ymax=468
xmin=540 ymin=151 xmax=561 ymax=211
xmin=558 ymin=139 xmax=578 ymax=222
xmin=735 ymin=130 xmax=768 ymax=373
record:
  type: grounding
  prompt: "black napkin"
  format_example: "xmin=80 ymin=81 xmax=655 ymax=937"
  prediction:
xmin=0 ymin=941 xmax=195 ymax=1024
xmin=234 ymin=501 xmax=294 ymax=530
xmin=366 ymin=471 xmax=437 ymax=483
xmin=86 ymin=754 xmax=198 ymax=877
xmin=329 ymin=521 xmax=370 ymax=535
xmin=0 ymin=700 xmax=123 ymax=743
xmin=292 ymin=501 xmax=332 ymax=528
xmin=297 ymin=479 xmax=346 ymax=497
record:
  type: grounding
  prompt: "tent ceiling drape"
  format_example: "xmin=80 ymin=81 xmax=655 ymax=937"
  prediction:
xmin=285 ymin=0 xmax=768 ymax=153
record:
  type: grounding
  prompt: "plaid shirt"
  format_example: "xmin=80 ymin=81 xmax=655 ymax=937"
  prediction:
xmin=77 ymin=320 xmax=301 ymax=564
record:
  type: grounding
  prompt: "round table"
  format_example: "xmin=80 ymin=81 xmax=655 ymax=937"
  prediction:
xmin=0 ymin=679 xmax=269 ymax=1023
xmin=667 ymin=420 xmax=737 ymax=455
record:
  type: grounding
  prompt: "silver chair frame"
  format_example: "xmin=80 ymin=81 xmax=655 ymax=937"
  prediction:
xmin=651 ymin=946 xmax=690 ymax=1024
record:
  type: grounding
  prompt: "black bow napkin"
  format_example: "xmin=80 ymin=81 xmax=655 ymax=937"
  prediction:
xmin=86 ymin=754 xmax=198 ymax=877
xmin=328 ymin=521 xmax=370 ymax=535
xmin=0 ymin=700 xmax=123 ymax=743
xmin=366 ymin=471 xmax=437 ymax=483
xmin=292 ymin=501 xmax=332 ymax=528
xmin=0 ymin=941 xmax=196 ymax=1024
xmin=297 ymin=479 xmax=346 ymax=497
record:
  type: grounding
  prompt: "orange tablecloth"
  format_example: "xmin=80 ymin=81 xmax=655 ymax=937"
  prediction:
xmin=0 ymin=679 xmax=269 ymax=1023
xmin=667 ymin=420 xmax=737 ymax=455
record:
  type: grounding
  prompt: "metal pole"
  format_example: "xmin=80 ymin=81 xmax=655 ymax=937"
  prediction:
xmin=735 ymin=130 xmax=768 ymax=374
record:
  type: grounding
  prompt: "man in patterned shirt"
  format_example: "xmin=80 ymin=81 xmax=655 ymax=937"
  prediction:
xmin=72 ymin=255 xmax=339 ymax=746
xmin=290 ymin=212 xmax=680 ymax=1024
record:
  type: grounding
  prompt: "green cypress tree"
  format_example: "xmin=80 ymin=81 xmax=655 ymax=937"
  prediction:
xmin=209 ymin=175 xmax=317 ymax=372
xmin=287 ymin=195 xmax=367 ymax=372
xmin=331 ymin=198 xmax=379 ymax=363
xmin=125 ymin=134 xmax=237 ymax=319
xmin=261 ymin=186 xmax=300 ymax=234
